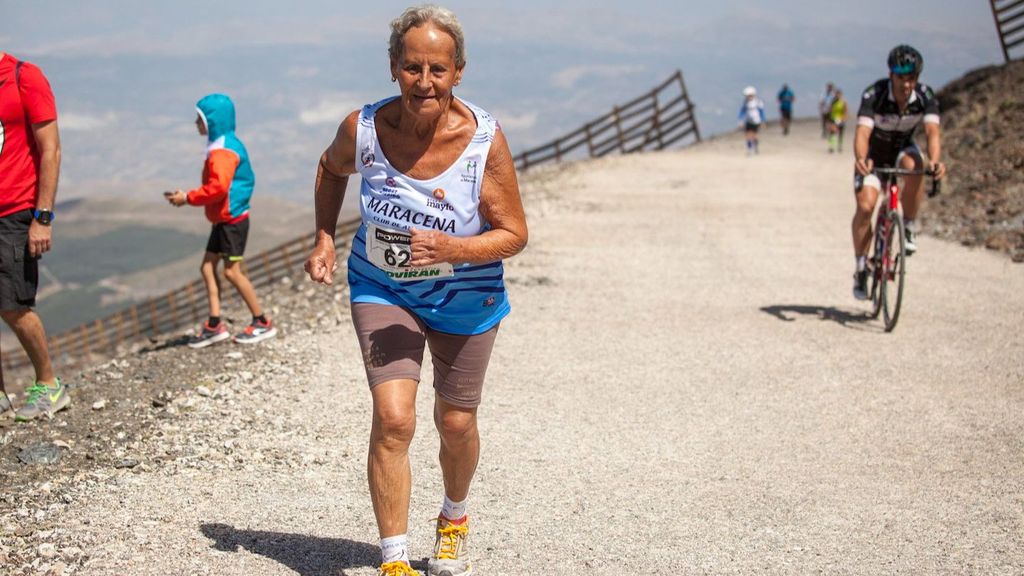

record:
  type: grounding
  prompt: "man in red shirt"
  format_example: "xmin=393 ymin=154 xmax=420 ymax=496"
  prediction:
xmin=0 ymin=52 xmax=69 ymax=420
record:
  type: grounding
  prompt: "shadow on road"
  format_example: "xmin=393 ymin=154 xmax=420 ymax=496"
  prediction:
xmin=200 ymin=523 xmax=382 ymax=576
xmin=760 ymin=304 xmax=876 ymax=329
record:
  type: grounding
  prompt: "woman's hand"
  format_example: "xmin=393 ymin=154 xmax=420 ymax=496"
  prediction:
xmin=409 ymin=228 xmax=458 ymax=266
xmin=305 ymin=238 xmax=338 ymax=285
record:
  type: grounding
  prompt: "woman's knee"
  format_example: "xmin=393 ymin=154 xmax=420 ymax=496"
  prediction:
xmin=436 ymin=407 xmax=477 ymax=443
xmin=373 ymin=406 xmax=417 ymax=447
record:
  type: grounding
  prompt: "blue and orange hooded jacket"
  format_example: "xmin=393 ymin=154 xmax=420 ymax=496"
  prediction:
xmin=186 ymin=94 xmax=255 ymax=224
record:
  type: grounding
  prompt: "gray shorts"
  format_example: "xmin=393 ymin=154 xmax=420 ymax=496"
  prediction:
xmin=0 ymin=210 xmax=38 ymax=311
xmin=350 ymin=302 xmax=499 ymax=408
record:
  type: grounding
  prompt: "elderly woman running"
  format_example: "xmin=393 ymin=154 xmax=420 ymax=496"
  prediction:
xmin=304 ymin=5 xmax=528 ymax=576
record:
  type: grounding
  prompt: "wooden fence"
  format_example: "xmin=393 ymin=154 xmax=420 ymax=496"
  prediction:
xmin=512 ymin=70 xmax=700 ymax=171
xmin=2 ymin=68 xmax=703 ymax=377
xmin=992 ymin=0 xmax=1024 ymax=62
xmin=0 ymin=218 xmax=362 ymax=377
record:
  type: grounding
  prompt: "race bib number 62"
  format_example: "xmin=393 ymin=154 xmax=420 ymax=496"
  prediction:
xmin=366 ymin=223 xmax=454 ymax=281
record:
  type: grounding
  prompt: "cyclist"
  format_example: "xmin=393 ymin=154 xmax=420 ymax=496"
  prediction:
xmin=851 ymin=45 xmax=946 ymax=300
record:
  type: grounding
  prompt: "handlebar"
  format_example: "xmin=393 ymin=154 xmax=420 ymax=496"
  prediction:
xmin=872 ymin=167 xmax=942 ymax=198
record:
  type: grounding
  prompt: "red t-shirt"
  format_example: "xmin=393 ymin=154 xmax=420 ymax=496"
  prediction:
xmin=0 ymin=54 xmax=57 ymax=218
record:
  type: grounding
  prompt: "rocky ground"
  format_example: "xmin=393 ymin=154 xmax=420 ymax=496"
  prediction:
xmin=922 ymin=59 xmax=1024 ymax=262
xmin=0 ymin=70 xmax=1020 ymax=574
xmin=0 ymin=164 xmax=570 ymax=575
xmin=0 ymin=272 xmax=353 ymax=574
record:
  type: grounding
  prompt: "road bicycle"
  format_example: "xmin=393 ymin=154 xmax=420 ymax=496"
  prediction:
xmin=868 ymin=167 xmax=940 ymax=332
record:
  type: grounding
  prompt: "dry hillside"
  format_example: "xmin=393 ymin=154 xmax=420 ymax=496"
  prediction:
xmin=923 ymin=59 xmax=1024 ymax=262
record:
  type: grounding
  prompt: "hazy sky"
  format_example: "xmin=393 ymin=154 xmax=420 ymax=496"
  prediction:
xmin=1 ymin=0 xmax=1004 ymax=203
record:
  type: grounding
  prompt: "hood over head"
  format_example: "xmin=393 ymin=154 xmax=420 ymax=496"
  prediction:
xmin=196 ymin=93 xmax=236 ymax=141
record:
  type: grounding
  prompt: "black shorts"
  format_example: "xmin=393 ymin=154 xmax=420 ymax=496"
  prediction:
xmin=780 ymin=109 xmax=792 ymax=120
xmin=0 ymin=210 xmax=39 ymax=311
xmin=205 ymin=218 xmax=249 ymax=261
xmin=744 ymin=122 xmax=761 ymax=133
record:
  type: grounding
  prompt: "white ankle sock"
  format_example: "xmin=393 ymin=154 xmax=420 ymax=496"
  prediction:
xmin=381 ymin=534 xmax=409 ymax=564
xmin=904 ymin=218 xmax=915 ymax=232
xmin=440 ymin=494 xmax=468 ymax=520
xmin=856 ymin=256 xmax=866 ymax=272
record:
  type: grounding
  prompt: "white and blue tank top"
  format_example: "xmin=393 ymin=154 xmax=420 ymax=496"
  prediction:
xmin=347 ymin=96 xmax=509 ymax=335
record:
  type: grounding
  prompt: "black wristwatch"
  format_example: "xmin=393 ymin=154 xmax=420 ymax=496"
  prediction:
xmin=33 ymin=209 xmax=55 ymax=225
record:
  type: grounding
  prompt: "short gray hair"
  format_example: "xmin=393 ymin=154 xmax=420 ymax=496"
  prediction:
xmin=389 ymin=5 xmax=466 ymax=69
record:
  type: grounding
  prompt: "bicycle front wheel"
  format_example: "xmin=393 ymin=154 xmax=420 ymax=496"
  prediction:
xmin=880 ymin=212 xmax=907 ymax=332
xmin=869 ymin=216 xmax=885 ymax=319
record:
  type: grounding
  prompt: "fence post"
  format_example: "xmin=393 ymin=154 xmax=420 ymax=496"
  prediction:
xmin=186 ymin=282 xmax=198 ymax=324
xmin=115 ymin=312 xmax=125 ymax=348
xmin=679 ymin=72 xmax=701 ymax=142
xmin=130 ymin=305 xmax=141 ymax=339
xmin=95 ymin=319 xmax=108 ymax=350
xmin=991 ymin=0 xmax=1011 ymax=63
xmin=149 ymin=301 xmax=159 ymax=336
xmin=613 ymin=105 xmax=626 ymax=154
xmin=50 ymin=334 xmax=61 ymax=364
xmin=80 ymin=324 xmax=91 ymax=357
xmin=652 ymin=91 xmax=665 ymax=149
xmin=168 ymin=293 xmax=178 ymax=329
xmin=282 ymin=244 xmax=293 ymax=271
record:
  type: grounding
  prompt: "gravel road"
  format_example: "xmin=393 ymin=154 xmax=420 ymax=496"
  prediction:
xmin=2 ymin=120 xmax=1022 ymax=575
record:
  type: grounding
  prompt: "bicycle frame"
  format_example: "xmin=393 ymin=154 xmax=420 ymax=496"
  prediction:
xmin=867 ymin=167 xmax=939 ymax=331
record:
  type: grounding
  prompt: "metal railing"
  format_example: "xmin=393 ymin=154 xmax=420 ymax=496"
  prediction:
xmin=991 ymin=0 xmax=1024 ymax=62
xmin=0 ymin=218 xmax=362 ymax=377
xmin=512 ymin=70 xmax=700 ymax=171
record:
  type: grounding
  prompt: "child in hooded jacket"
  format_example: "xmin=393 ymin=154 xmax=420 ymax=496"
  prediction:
xmin=165 ymin=93 xmax=277 ymax=348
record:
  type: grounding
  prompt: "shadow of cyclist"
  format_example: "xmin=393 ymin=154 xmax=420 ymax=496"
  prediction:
xmin=759 ymin=304 xmax=875 ymax=329
xmin=200 ymin=523 xmax=383 ymax=576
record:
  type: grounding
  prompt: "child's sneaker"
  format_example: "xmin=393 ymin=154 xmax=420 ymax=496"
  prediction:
xmin=188 ymin=322 xmax=230 ymax=349
xmin=233 ymin=317 xmax=277 ymax=344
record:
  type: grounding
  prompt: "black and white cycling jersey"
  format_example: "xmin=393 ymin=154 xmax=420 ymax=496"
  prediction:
xmin=856 ymin=78 xmax=940 ymax=165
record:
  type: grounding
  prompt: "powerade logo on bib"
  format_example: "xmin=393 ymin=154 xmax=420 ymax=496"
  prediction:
xmin=366 ymin=223 xmax=454 ymax=281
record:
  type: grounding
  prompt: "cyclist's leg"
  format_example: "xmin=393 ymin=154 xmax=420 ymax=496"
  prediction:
xmin=897 ymin=145 xmax=925 ymax=220
xmin=852 ymin=172 xmax=880 ymax=257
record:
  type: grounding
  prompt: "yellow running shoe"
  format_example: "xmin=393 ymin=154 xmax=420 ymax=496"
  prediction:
xmin=427 ymin=516 xmax=471 ymax=576
xmin=379 ymin=561 xmax=419 ymax=576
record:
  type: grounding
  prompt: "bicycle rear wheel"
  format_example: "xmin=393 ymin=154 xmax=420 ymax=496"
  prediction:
xmin=880 ymin=212 xmax=907 ymax=332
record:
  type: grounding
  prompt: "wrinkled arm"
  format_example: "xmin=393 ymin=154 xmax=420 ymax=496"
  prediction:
xmin=306 ymin=111 xmax=358 ymax=284
xmin=411 ymin=129 xmax=528 ymax=266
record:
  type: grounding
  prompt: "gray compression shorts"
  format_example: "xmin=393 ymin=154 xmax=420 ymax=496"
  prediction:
xmin=350 ymin=302 xmax=499 ymax=408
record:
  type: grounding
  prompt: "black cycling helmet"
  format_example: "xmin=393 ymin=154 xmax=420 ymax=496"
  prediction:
xmin=888 ymin=44 xmax=923 ymax=75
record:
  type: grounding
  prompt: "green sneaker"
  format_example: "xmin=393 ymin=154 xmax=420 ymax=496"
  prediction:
xmin=15 ymin=378 xmax=70 ymax=421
